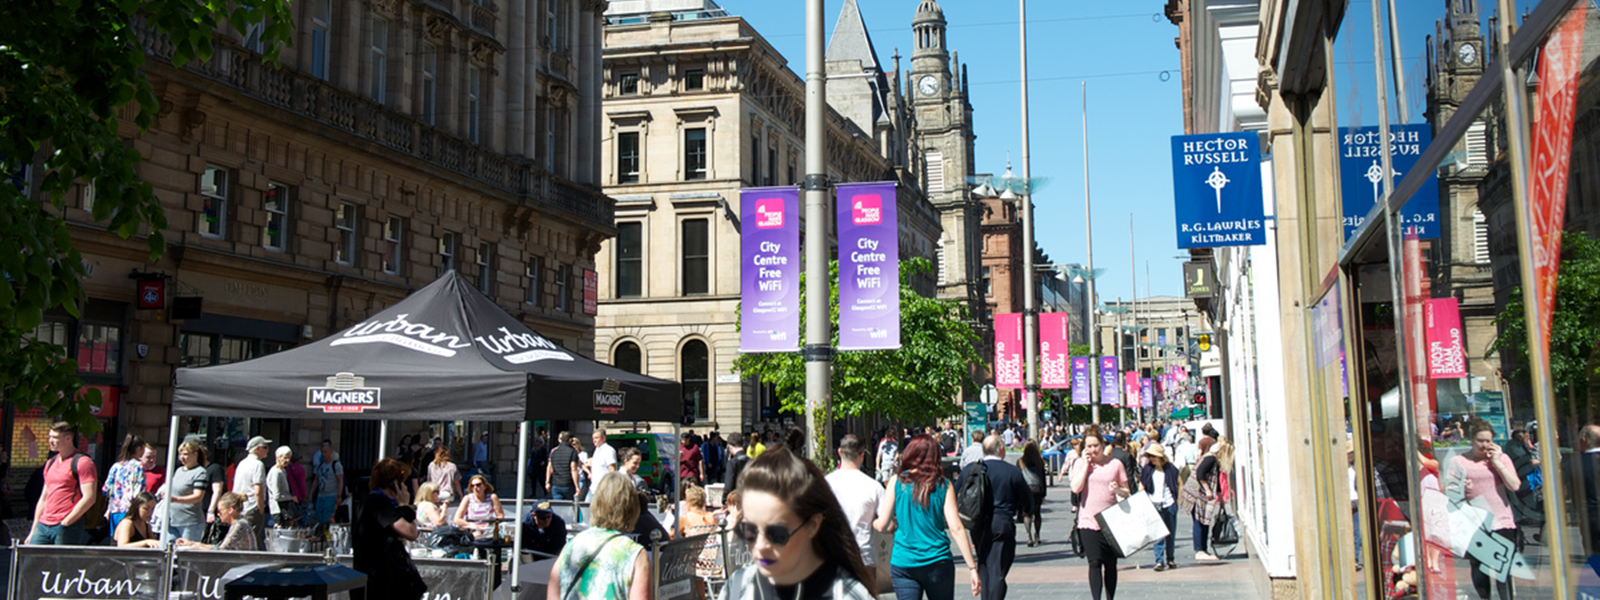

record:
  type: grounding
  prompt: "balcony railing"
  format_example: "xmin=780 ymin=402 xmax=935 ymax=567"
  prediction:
xmin=467 ymin=2 xmax=497 ymax=35
xmin=131 ymin=15 xmax=611 ymax=229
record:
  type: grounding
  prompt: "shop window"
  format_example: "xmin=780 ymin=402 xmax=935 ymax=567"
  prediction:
xmin=681 ymin=339 xmax=709 ymax=421
xmin=613 ymin=341 xmax=641 ymax=374
xmin=682 ymin=218 xmax=709 ymax=295
xmin=263 ymin=183 xmax=289 ymax=252
xmin=616 ymin=222 xmax=642 ymax=298
xmin=181 ymin=333 xmax=291 ymax=368
xmin=200 ymin=166 xmax=228 ymax=238
xmin=335 ymin=202 xmax=358 ymax=265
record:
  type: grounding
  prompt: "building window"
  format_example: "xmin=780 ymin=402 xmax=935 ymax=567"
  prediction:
xmin=616 ymin=222 xmax=643 ymax=298
xmin=684 ymin=69 xmax=705 ymax=91
xmin=439 ymin=231 xmax=457 ymax=276
xmin=617 ymin=132 xmax=640 ymax=184
xmin=526 ymin=255 xmax=544 ymax=306
xmin=477 ymin=243 xmax=495 ymax=296
xmin=926 ymin=150 xmax=945 ymax=194
xmin=750 ymin=133 xmax=761 ymax=185
xmin=684 ymin=128 xmax=707 ymax=180
xmin=369 ymin=17 xmax=388 ymax=102
xmin=467 ymin=66 xmax=482 ymax=144
xmin=263 ymin=183 xmax=289 ymax=252
xmin=382 ymin=216 xmax=404 ymax=275
xmin=335 ymin=202 xmax=357 ymax=265
xmin=556 ymin=263 xmax=571 ymax=312
xmin=1474 ymin=208 xmax=1490 ymax=263
xmin=787 ymin=158 xmax=796 ymax=186
xmin=310 ymin=0 xmax=331 ymax=80
xmin=32 ymin=319 xmax=124 ymax=376
xmin=82 ymin=181 xmax=96 ymax=214
xmin=546 ymin=0 xmax=560 ymax=51
xmin=766 ymin=147 xmax=777 ymax=187
xmin=681 ymin=339 xmax=709 ymax=421
xmin=199 ymin=165 xmax=228 ymax=238
xmin=619 ymin=73 xmax=640 ymax=96
xmin=682 ymin=219 xmax=709 ymax=295
xmin=981 ymin=266 xmax=992 ymax=297
xmin=613 ymin=341 xmax=642 ymax=374
xmin=421 ymin=44 xmax=437 ymax=124
xmin=243 ymin=22 xmax=266 ymax=54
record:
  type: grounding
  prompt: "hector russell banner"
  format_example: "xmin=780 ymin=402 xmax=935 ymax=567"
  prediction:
xmin=1338 ymin=124 xmax=1441 ymax=241
xmin=740 ymin=187 xmax=801 ymax=352
xmin=1171 ymin=132 xmax=1265 ymax=249
xmin=838 ymin=182 xmax=901 ymax=350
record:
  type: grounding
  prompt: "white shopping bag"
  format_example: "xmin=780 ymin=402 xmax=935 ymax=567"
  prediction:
xmin=1093 ymin=491 xmax=1171 ymax=558
xmin=1447 ymin=501 xmax=1491 ymax=558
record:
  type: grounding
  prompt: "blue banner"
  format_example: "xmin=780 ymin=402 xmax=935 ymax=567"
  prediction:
xmin=1171 ymin=132 xmax=1265 ymax=248
xmin=1338 ymin=124 xmax=1441 ymax=240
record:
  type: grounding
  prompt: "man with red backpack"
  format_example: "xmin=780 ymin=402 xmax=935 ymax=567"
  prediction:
xmin=26 ymin=422 xmax=99 ymax=545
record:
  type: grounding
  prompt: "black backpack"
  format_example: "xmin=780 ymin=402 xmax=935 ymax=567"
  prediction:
xmin=956 ymin=461 xmax=991 ymax=531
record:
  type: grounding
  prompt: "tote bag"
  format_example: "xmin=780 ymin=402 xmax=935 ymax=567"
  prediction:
xmin=1093 ymin=491 xmax=1171 ymax=558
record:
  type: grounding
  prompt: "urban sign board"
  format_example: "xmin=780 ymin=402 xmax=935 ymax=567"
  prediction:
xmin=1183 ymin=261 xmax=1216 ymax=299
xmin=1099 ymin=356 xmax=1120 ymax=406
xmin=1070 ymin=357 xmax=1092 ymax=405
xmin=1170 ymin=132 xmax=1266 ymax=248
xmin=1039 ymin=312 xmax=1071 ymax=388
xmin=837 ymin=182 xmax=901 ymax=350
xmin=740 ymin=187 xmax=801 ymax=352
xmin=994 ymin=313 xmax=1024 ymax=389
xmin=1337 ymin=124 xmax=1441 ymax=240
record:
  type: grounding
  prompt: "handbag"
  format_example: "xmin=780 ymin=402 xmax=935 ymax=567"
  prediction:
xmin=203 ymin=519 xmax=227 ymax=545
xmin=1211 ymin=510 xmax=1240 ymax=546
xmin=276 ymin=500 xmax=303 ymax=525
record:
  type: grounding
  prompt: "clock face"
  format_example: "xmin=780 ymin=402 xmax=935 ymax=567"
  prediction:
xmin=1458 ymin=43 xmax=1477 ymax=65
xmin=919 ymin=75 xmax=939 ymax=96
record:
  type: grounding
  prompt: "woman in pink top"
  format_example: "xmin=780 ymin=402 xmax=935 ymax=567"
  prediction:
xmin=1070 ymin=427 xmax=1130 ymax=600
xmin=1446 ymin=418 xmax=1520 ymax=600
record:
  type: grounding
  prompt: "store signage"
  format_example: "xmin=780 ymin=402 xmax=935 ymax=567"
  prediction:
xmin=994 ymin=313 xmax=1024 ymax=389
xmin=1099 ymin=356 xmax=1120 ymax=406
xmin=136 ymin=279 xmax=165 ymax=310
xmin=964 ymin=402 xmax=987 ymax=435
xmin=1337 ymin=124 xmax=1441 ymax=240
xmin=171 ymin=550 xmax=324 ymax=600
xmin=1070 ymin=357 xmax=1092 ymax=405
xmin=837 ymin=182 xmax=901 ymax=351
xmin=594 ymin=378 xmax=626 ymax=415
xmin=1425 ymin=298 xmax=1468 ymax=379
xmin=83 ymin=385 xmax=119 ymax=418
xmin=740 ymin=187 xmax=801 ymax=352
xmin=1183 ymin=261 xmax=1216 ymax=299
xmin=1170 ymin=132 xmax=1266 ymax=248
xmin=12 ymin=546 xmax=167 ymax=600
xmin=583 ymin=269 xmax=598 ymax=315
xmin=1039 ymin=312 xmax=1071 ymax=388
xmin=1123 ymin=371 xmax=1140 ymax=408
xmin=306 ymin=373 xmax=381 ymax=413
xmin=1530 ymin=4 xmax=1589 ymax=366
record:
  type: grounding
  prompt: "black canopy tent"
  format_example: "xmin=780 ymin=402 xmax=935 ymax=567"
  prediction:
xmin=166 ymin=272 xmax=682 ymax=591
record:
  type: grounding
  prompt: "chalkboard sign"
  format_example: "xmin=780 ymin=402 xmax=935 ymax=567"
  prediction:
xmin=333 ymin=554 xmax=492 ymax=600
xmin=170 ymin=549 xmax=326 ymax=600
xmin=12 ymin=546 xmax=167 ymax=600
xmin=722 ymin=529 xmax=751 ymax=577
xmin=654 ymin=533 xmax=710 ymax=600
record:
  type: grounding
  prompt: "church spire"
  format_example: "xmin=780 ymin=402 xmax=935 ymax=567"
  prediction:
xmin=827 ymin=0 xmax=882 ymax=72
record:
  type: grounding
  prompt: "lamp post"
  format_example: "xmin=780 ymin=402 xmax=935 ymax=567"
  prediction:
xmin=1016 ymin=0 xmax=1038 ymax=443
xmin=802 ymin=0 xmax=830 ymax=459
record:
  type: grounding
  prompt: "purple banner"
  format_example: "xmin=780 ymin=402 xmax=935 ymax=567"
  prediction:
xmin=838 ymin=182 xmax=901 ymax=350
xmin=740 ymin=187 xmax=800 ymax=352
xmin=1099 ymin=356 xmax=1119 ymax=405
xmin=1070 ymin=357 xmax=1092 ymax=405
xmin=1141 ymin=378 xmax=1154 ymax=408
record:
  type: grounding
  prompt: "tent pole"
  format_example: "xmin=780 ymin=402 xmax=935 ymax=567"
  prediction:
xmin=672 ymin=423 xmax=681 ymax=533
xmin=162 ymin=415 xmax=180 ymax=545
xmin=378 ymin=420 xmax=389 ymax=460
xmin=511 ymin=420 xmax=530 ymax=593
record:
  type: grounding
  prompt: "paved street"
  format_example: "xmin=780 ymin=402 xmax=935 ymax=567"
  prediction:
xmin=940 ymin=478 xmax=1265 ymax=600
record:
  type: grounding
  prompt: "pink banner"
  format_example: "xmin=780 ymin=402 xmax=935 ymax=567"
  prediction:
xmin=994 ymin=313 xmax=1024 ymax=389
xmin=1039 ymin=313 xmax=1070 ymax=388
xmin=1124 ymin=371 xmax=1141 ymax=408
xmin=1529 ymin=4 xmax=1588 ymax=374
xmin=1425 ymin=298 xmax=1468 ymax=379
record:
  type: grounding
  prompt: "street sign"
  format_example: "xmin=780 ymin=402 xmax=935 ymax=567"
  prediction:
xmin=964 ymin=402 xmax=987 ymax=437
xmin=1198 ymin=334 xmax=1212 ymax=352
xmin=980 ymin=384 xmax=998 ymax=405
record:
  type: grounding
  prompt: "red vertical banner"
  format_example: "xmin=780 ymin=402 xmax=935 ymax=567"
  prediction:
xmin=1124 ymin=371 xmax=1141 ymax=408
xmin=1529 ymin=4 xmax=1588 ymax=366
xmin=583 ymin=269 xmax=598 ymax=316
xmin=994 ymin=313 xmax=1024 ymax=389
xmin=1425 ymin=298 xmax=1467 ymax=379
xmin=1038 ymin=312 xmax=1070 ymax=388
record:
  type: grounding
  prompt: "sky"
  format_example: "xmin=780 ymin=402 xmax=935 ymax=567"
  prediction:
xmin=720 ymin=0 xmax=1543 ymax=304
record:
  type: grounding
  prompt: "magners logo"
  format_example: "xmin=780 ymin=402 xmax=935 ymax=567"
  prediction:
xmin=307 ymin=373 xmax=381 ymax=413
xmin=594 ymin=379 xmax=625 ymax=415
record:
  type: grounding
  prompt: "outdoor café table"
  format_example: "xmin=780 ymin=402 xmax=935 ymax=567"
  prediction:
xmin=222 ymin=563 xmax=366 ymax=600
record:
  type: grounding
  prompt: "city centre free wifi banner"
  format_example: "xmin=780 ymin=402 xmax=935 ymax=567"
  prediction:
xmin=740 ymin=186 xmax=801 ymax=353
xmin=1171 ymin=131 xmax=1266 ymax=249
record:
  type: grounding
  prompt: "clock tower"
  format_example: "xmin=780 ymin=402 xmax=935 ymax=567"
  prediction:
xmin=908 ymin=0 xmax=981 ymax=314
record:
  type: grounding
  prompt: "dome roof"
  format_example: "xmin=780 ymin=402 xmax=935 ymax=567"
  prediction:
xmin=914 ymin=0 xmax=945 ymax=23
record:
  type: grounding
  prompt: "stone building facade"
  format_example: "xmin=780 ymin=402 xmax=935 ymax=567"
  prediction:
xmin=8 ymin=0 xmax=613 ymax=490
xmin=591 ymin=0 xmax=943 ymax=431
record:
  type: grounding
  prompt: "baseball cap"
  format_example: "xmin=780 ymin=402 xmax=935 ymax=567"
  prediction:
xmin=534 ymin=501 xmax=554 ymax=518
xmin=247 ymin=436 xmax=273 ymax=451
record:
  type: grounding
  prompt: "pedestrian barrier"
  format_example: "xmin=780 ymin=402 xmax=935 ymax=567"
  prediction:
xmin=653 ymin=533 xmax=711 ymax=600
xmin=172 ymin=549 xmax=325 ymax=599
xmin=10 ymin=545 xmax=168 ymax=600
xmin=334 ymin=554 xmax=493 ymax=600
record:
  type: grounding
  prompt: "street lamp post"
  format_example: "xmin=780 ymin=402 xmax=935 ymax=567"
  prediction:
xmin=1017 ymin=0 xmax=1039 ymax=443
xmin=1082 ymin=81 xmax=1099 ymax=426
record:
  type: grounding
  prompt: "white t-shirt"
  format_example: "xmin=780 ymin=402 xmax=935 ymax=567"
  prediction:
xmin=824 ymin=468 xmax=884 ymax=565
xmin=589 ymin=443 xmax=617 ymax=482
xmin=1152 ymin=469 xmax=1175 ymax=507
xmin=233 ymin=455 xmax=266 ymax=513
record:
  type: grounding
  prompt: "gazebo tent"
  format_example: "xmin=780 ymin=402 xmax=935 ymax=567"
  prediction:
xmin=168 ymin=271 xmax=682 ymax=592
xmin=173 ymin=271 xmax=681 ymax=422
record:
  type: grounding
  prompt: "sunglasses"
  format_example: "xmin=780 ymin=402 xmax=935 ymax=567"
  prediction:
xmin=734 ymin=520 xmax=809 ymax=547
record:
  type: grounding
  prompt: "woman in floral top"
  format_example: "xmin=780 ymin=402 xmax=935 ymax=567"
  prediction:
xmin=549 ymin=472 xmax=648 ymax=600
xmin=102 ymin=434 xmax=148 ymax=531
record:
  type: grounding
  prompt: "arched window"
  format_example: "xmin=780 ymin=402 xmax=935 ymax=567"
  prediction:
xmin=613 ymin=341 xmax=641 ymax=374
xmin=681 ymin=339 xmax=709 ymax=421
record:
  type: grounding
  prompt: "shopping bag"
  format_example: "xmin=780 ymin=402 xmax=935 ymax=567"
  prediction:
xmin=1447 ymin=501 xmax=1491 ymax=558
xmin=1211 ymin=510 xmax=1240 ymax=546
xmin=1093 ymin=491 xmax=1170 ymax=558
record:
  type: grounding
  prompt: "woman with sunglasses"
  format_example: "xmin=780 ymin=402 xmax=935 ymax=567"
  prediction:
xmin=549 ymin=472 xmax=649 ymax=600
xmin=453 ymin=474 xmax=505 ymax=531
xmin=872 ymin=434 xmax=980 ymax=600
xmin=724 ymin=446 xmax=875 ymax=600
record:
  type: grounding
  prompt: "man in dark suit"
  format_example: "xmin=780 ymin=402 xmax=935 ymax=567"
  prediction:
xmin=1108 ymin=433 xmax=1140 ymax=494
xmin=958 ymin=434 xmax=1034 ymax=600
xmin=724 ymin=432 xmax=751 ymax=493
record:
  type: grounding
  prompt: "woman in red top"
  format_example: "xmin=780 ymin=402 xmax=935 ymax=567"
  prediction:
xmin=1446 ymin=418 xmax=1520 ymax=600
xmin=1070 ymin=426 xmax=1129 ymax=600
